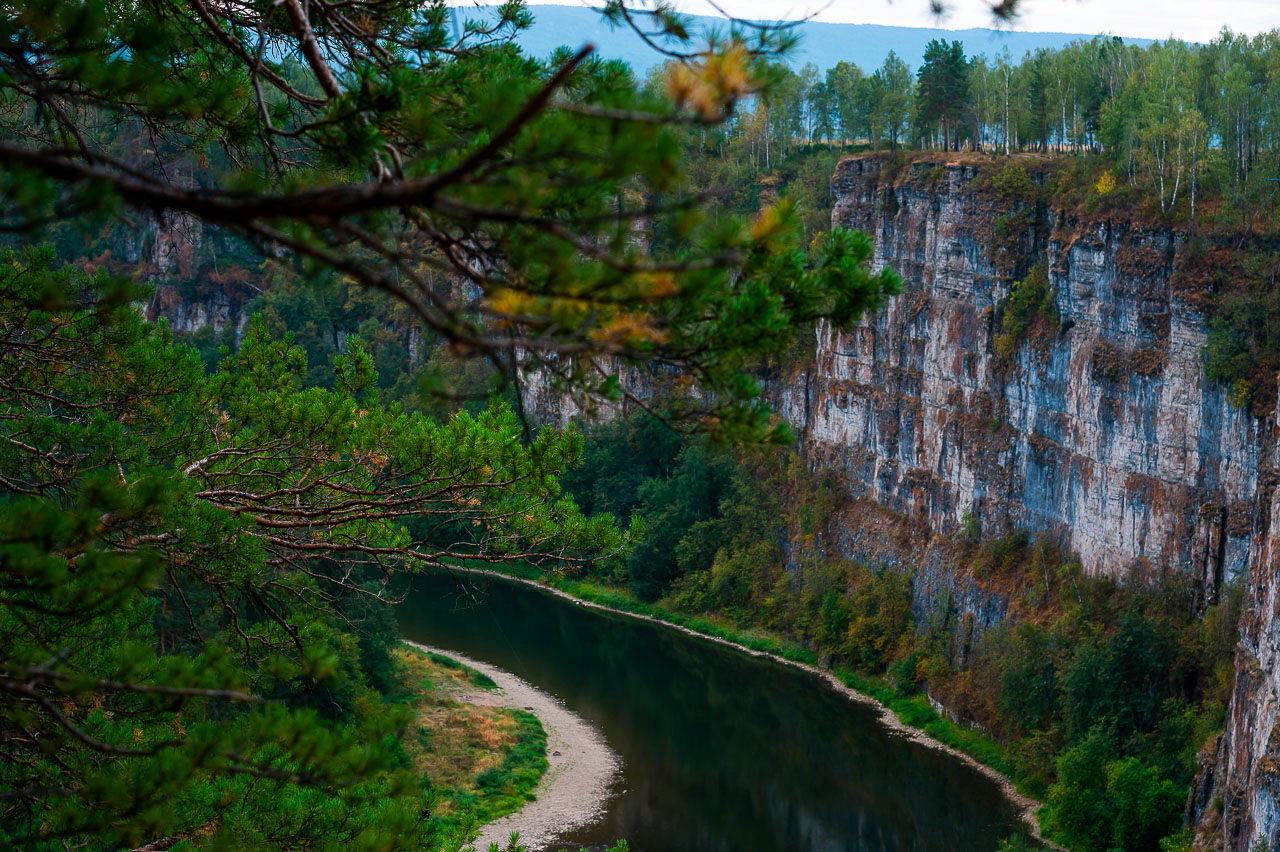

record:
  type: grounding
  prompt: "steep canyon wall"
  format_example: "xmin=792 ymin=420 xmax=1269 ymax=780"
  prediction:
xmin=793 ymin=155 xmax=1260 ymax=588
xmin=795 ymin=154 xmax=1276 ymax=850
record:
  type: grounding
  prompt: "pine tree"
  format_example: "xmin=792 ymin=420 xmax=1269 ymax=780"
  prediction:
xmin=916 ymin=40 xmax=971 ymax=151
xmin=0 ymin=250 xmax=621 ymax=848
xmin=0 ymin=2 xmax=903 ymax=847
xmin=0 ymin=0 xmax=899 ymax=443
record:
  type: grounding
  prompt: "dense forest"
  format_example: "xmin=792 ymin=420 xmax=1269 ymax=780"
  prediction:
xmin=679 ymin=29 xmax=1280 ymax=223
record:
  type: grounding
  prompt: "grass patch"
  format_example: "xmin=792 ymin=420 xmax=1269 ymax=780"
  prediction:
xmin=455 ymin=710 xmax=548 ymax=825
xmin=421 ymin=649 xmax=498 ymax=690
xmin=395 ymin=646 xmax=547 ymax=834
xmin=426 ymin=651 xmax=464 ymax=670
xmin=835 ymin=667 xmax=1021 ymax=785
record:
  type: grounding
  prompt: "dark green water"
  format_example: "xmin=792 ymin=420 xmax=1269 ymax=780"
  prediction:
xmin=398 ymin=571 xmax=1028 ymax=852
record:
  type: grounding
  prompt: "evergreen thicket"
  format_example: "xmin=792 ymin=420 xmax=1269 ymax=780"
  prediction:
xmin=0 ymin=251 xmax=618 ymax=848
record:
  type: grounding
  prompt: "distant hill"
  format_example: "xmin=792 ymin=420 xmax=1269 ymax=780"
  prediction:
xmin=468 ymin=4 xmax=1154 ymax=74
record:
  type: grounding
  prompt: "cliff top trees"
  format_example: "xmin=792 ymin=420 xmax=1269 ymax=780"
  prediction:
xmin=916 ymin=39 xmax=970 ymax=150
xmin=826 ymin=61 xmax=864 ymax=143
xmin=873 ymin=51 xmax=915 ymax=152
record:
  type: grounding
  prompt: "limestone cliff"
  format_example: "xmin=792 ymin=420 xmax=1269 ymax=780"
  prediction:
xmin=793 ymin=155 xmax=1259 ymax=589
xmin=790 ymin=153 xmax=1276 ymax=850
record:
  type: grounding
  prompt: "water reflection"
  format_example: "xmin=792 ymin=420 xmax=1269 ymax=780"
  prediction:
xmin=398 ymin=571 xmax=1024 ymax=852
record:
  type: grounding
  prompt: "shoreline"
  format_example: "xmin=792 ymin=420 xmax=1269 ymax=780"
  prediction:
xmin=425 ymin=566 xmax=1061 ymax=851
xmin=402 ymin=640 xmax=620 ymax=852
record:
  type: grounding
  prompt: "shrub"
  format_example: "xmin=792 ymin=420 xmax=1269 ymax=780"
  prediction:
xmin=994 ymin=263 xmax=1057 ymax=360
xmin=475 ymin=767 xmax=505 ymax=791
xmin=987 ymin=162 xmax=1038 ymax=203
xmin=892 ymin=650 xmax=923 ymax=695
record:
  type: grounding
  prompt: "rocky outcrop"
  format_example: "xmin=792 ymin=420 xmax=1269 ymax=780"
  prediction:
xmin=789 ymin=153 xmax=1276 ymax=851
xmin=517 ymin=355 xmax=657 ymax=429
xmin=789 ymin=155 xmax=1260 ymax=593
xmin=144 ymin=278 xmax=253 ymax=336
xmin=1201 ymin=426 xmax=1280 ymax=850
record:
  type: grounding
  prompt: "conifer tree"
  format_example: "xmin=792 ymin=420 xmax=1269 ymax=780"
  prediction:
xmin=916 ymin=39 xmax=971 ymax=151
xmin=0 ymin=250 xmax=620 ymax=848
xmin=0 ymin=2 xmax=903 ymax=847
xmin=0 ymin=0 xmax=899 ymax=442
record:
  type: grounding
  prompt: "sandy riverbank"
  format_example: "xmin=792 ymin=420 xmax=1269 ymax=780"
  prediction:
xmin=402 ymin=641 xmax=620 ymax=852
xmin=419 ymin=568 xmax=1061 ymax=851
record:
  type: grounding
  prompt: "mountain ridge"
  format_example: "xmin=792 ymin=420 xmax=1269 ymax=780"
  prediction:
xmin=472 ymin=4 xmax=1156 ymax=73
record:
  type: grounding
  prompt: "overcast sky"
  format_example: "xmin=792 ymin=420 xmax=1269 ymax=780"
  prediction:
xmin=507 ymin=0 xmax=1277 ymax=43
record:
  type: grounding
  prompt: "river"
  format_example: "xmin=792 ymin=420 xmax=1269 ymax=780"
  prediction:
xmin=398 ymin=570 xmax=1029 ymax=852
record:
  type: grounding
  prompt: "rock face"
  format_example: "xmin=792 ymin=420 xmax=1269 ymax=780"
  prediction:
xmin=1209 ymin=445 xmax=1280 ymax=850
xmin=517 ymin=355 xmax=658 ymax=430
xmin=796 ymin=155 xmax=1259 ymax=590
xmin=789 ymin=153 xmax=1276 ymax=850
xmin=145 ymin=278 xmax=253 ymax=337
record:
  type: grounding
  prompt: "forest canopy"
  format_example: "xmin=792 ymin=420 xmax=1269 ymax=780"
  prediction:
xmin=683 ymin=28 xmax=1280 ymax=222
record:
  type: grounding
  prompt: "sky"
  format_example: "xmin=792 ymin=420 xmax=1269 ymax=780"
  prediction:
xmin=500 ymin=0 xmax=1278 ymax=43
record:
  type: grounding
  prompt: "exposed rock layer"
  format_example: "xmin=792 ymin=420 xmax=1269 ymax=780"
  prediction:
xmin=795 ymin=154 xmax=1276 ymax=851
xmin=797 ymin=155 xmax=1259 ymax=589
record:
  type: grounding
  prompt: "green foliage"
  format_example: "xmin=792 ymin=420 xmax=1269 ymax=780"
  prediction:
xmin=1062 ymin=609 xmax=1177 ymax=742
xmin=0 ymin=256 xmax=619 ymax=849
xmin=892 ymin=650 xmax=923 ymax=695
xmin=994 ymin=263 xmax=1057 ymax=360
xmin=2 ymin=0 xmax=902 ymax=447
xmin=916 ymin=40 xmax=971 ymax=150
xmin=428 ymin=652 xmax=466 ymax=671
xmin=1045 ymin=729 xmax=1184 ymax=851
xmin=842 ymin=566 xmax=915 ymax=670
xmin=986 ymin=163 xmax=1039 ymax=204
xmin=465 ymin=710 xmax=548 ymax=823
xmin=624 ymin=442 xmax=736 ymax=601
xmin=559 ymin=415 xmax=684 ymax=521
xmin=971 ymin=529 xmax=1032 ymax=578
xmin=1201 ymin=245 xmax=1280 ymax=414
xmin=999 ymin=623 xmax=1060 ymax=736
xmin=993 ymin=209 xmax=1033 ymax=239
xmin=561 ymin=413 xmax=792 ymax=605
xmin=396 ymin=646 xmax=550 ymax=841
